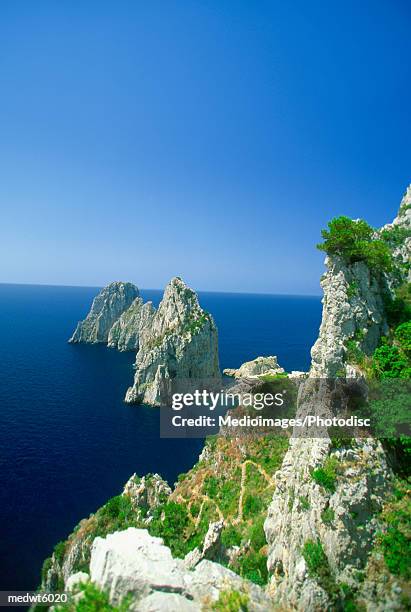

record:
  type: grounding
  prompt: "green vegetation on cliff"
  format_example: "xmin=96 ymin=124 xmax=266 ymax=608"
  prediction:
xmin=317 ymin=216 xmax=393 ymax=272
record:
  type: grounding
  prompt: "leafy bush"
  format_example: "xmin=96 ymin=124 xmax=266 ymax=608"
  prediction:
xmin=56 ymin=582 xmax=130 ymax=611
xmin=378 ymin=479 xmax=411 ymax=579
xmin=248 ymin=517 xmax=266 ymax=551
xmin=380 ymin=224 xmax=411 ymax=248
xmin=380 ymin=527 xmax=411 ymax=578
xmin=203 ymin=475 xmax=219 ymax=499
xmin=317 ymin=216 xmax=392 ymax=272
xmin=321 ymin=507 xmax=335 ymax=525
xmin=243 ymin=494 xmax=263 ymax=518
xmin=385 ymin=283 xmax=411 ymax=327
xmin=221 ymin=525 xmax=242 ymax=549
xmin=150 ymin=501 xmax=191 ymax=558
xmin=311 ymin=456 xmax=339 ymax=493
xmin=299 ymin=496 xmax=310 ymax=511
xmin=238 ymin=550 xmax=268 ymax=586
xmin=212 ymin=589 xmax=249 ymax=612
xmin=372 ymin=344 xmax=408 ymax=378
xmin=302 ymin=539 xmax=328 ymax=576
xmin=395 ymin=321 xmax=411 ymax=357
xmin=345 ymin=339 xmax=364 ymax=365
xmin=53 ymin=541 xmax=66 ymax=564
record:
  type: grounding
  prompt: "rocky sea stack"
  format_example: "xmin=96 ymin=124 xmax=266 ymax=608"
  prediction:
xmin=125 ymin=277 xmax=221 ymax=406
xmin=69 ymin=282 xmax=140 ymax=344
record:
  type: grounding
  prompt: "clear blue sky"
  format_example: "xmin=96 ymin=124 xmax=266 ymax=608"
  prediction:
xmin=1 ymin=1 xmax=410 ymax=294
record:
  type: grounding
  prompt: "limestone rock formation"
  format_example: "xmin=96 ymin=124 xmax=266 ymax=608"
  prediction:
xmin=183 ymin=519 xmax=224 ymax=569
xmin=122 ymin=473 xmax=171 ymax=515
xmin=84 ymin=527 xmax=273 ymax=610
xmin=125 ymin=277 xmax=221 ymax=406
xmin=69 ymin=282 xmax=139 ymax=344
xmin=107 ymin=298 xmax=155 ymax=351
xmin=224 ymin=356 xmax=284 ymax=379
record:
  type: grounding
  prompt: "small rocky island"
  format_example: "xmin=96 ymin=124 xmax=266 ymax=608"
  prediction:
xmin=69 ymin=276 xmax=221 ymax=406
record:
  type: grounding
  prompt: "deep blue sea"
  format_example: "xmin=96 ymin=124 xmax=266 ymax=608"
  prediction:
xmin=0 ymin=284 xmax=321 ymax=591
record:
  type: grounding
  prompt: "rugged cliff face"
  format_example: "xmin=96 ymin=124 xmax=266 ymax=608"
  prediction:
xmin=311 ymin=189 xmax=410 ymax=378
xmin=125 ymin=277 xmax=221 ymax=406
xmin=69 ymin=282 xmax=140 ymax=344
xmin=264 ymin=189 xmax=411 ymax=610
xmin=107 ymin=298 xmax=155 ymax=351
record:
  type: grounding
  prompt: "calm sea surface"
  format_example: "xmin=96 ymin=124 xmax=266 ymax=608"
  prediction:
xmin=0 ymin=284 xmax=321 ymax=590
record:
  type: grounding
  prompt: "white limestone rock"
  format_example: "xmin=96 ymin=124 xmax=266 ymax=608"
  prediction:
xmin=69 ymin=282 xmax=139 ymax=344
xmin=125 ymin=277 xmax=220 ymax=406
xmin=185 ymin=560 xmax=274 ymax=611
xmin=223 ymin=356 xmax=284 ymax=380
xmin=122 ymin=473 xmax=171 ymax=515
xmin=90 ymin=528 xmax=186 ymax=604
xmin=136 ymin=592 xmax=199 ymax=611
xmin=88 ymin=528 xmax=273 ymax=611
xmin=65 ymin=571 xmax=89 ymax=591
xmin=108 ymin=298 xmax=155 ymax=351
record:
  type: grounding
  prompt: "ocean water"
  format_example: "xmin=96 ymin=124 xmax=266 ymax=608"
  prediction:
xmin=0 ymin=284 xmax=321 ymax=591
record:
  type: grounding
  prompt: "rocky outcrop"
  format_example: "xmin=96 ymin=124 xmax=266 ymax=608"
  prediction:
xmin=69 ymin=527 xmax=273 ymax=611
xmin=123 ymin=473 xmax=171 ymax=515
xmin=184 ymin=519 xmax=224 ymax=569
xmin=310 ymin=257 xmax=389 ymax=378
xmin=224 ymin=356 xmax=284 ymax=379
xmin=69 ymin=282 xmax=140 ymax=344
xmin=107 ymin=298 xmax=155 ymax=351
xmin=125 ymin=277 xmax=221 ymax=406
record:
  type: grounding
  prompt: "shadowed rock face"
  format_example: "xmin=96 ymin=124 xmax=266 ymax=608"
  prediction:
xmin=107 ymin=298 xmax=155 ymax=351
xmin=69 ymin=282 xmax=140 ymax=344
xmin=125 ymin=277 xmax=221 ymax=406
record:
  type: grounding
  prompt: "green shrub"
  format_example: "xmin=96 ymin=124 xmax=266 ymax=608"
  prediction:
xmin=41 ymin=557 xmax=52 ymax=582
xmin=385 ymin=283 xmax=411 ymax=327
xmin=248 ymin=517 xmax=266 ymax=551
xmin=56 ymin=582 xmax=130 ymax=611
xmin=243 ymin=494 xmax=263 ymax=518
xmin=347 ymin=281 xmax=359 ymax=299
xmin=203 ymin=475 xmax=219 ymax=499
xmin=345 ymin=339 xmax=364 ymax=364
xmin=317 ymin=216 xmax=392 ymax=272
xmin=302 ymin=539 xmax=328 ymax=576
xmin=378 ymin=479 xmax=411 ymax=578
xmin=150 ymin=501 xmax=191 ymax=558
xmin=299 ymin=496 xmax=310 ymax=511
xmin=380 ymin=224 xmax=411 ymax=248
xmin=372 ymin=344 xmax=408 ymax=378
xmin=311 ymin=456 xmax=339 ymax=493
xmin=53 ymin=541 xmax=66 ymax=564
xmin=238 ymin=550 xmax=268 ymax=586
xmin=395 ymin=321 xmax=411 ymax=357
xmin=380 ymin=527 xmax=411 ymax=578
xmin=321 ymin=507 xmax=335 ymax=525
xmin=212 ymin=589 xmax=249 ymax=612
xmin=221 ymin=525 xmax=242 ymax=549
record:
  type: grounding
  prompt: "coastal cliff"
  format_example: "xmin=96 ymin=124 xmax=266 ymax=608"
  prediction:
xmin=69 ymin=282 xmax=139 ymax=344
xmin=125 ymin=277 xmax=221 ymax=406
